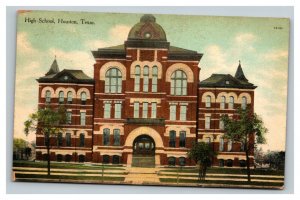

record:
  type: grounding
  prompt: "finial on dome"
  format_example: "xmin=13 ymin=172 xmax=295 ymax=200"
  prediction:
xmin=140 ymin=14 xmax=156 ymax=23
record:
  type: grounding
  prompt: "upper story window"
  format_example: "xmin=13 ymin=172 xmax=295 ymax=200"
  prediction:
xmin=66 ymin=133 xmax=71 ymax=147
xmin=103 ymin=128 xmax=110 ymax=146
xmin=105 ymin=68 xmax=122 ymax=93
xmin=205 ymin=95 xmax=211 ymax=108
xmin=219 ymin=119 xmax=224 ymax=130
xmin=79 ymin=133 xmax=85 ymax=147
xmin=220 ymin=96 xmax=226 ymax=109
xmin=67 ymin=91 xmax=73 ymax=104
xmin=66 ymin=111 xmax=72 ymax=124
xmin=114 ymin=103 xmax=122 ymax=119
xmin=229 ymin=96 xmax=234 ymax=109
xmin=170 ymin=105 xmax=176 ymax=120
xmin=134 ymin=102 xmax=139 ymax=118
xmin=227 ymin=140 xmax=232 ymax=151
xmin=171 ymin=70 xmax=187 ymax=96
xmin=134 ymin=66 xmax=141 ymax=92
xmin=45 ymin=90 xmax=51 ymax=103
xmin=57 ymin=132 xmax=63 ymax=147
xmin=179 ymin=131 xmax=186 ymax=147
xmin=80 ymin=112 xmax=86 ymax=125
xmin=219 ymin=137 xmax=224 ymax=151
xmin=241 ymin=96 xmax=247 ymax=110
xmin=58 ymin=91 xmax=64 ymax=104
xmin=169 ymin=130 xmax=176 ymax=147
xmin=152 ymin=66 xmax=158 ymax=92
xmin=143 ymin=66 xmax=149 ymax=92
xmin=180 ymin=105 xmax=187 ymax=121
xmin=151 ymin=102 xmax=157 ymax=118
xmin=142 ymin=102 xmax=148 ymax=118
xmin=205 ymin=116 xmax=211 ymax=129
xmin=81 ymin=92 xmax=87 ymax=105
xmin=104 ymin=102 xmax=111 ymax=119
xmin=113 ymin=129 xmax=120 ymax=146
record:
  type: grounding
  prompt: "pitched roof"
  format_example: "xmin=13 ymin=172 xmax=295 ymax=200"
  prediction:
xmin=37 ymin=69 xmax=94 ymax=84
xmin=234 ymin=61 xmax=248 ymax=82
xmin=45 ymin=59 xmax=60 ymax=76
xmin=199 ymin=74 xmax=256 ymax=89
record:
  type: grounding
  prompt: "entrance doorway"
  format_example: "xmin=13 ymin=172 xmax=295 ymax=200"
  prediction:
xmin=132 ymin=135 xmax=155 ymax=167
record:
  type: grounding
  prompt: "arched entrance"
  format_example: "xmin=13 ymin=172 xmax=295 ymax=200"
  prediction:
xmin=133 ymin=135 xmax=155 ymax=156
xmin=132 ymin=134 xmax=155 ymax=167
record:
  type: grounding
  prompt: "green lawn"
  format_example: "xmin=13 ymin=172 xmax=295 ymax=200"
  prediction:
xmin=13 ymin=161 xmax=125 ymax=170
xmin=13 ymin=169 xmax=127 ymax=175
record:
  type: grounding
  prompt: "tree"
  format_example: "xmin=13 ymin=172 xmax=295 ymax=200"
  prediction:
xmin=187 ymin=142 xmax=217 ymax=181
xmin=13 ymin=138 xmax=27 ymax=160
xmin=221 ymin=108 xmax=267 ymax=182
xmin=265 ymin=151 xmax=285 ymax=170
xmin=254 ymin=147 xmax=265 ymax=168
xmin=24 ymin=106 xmax=66 ymax=175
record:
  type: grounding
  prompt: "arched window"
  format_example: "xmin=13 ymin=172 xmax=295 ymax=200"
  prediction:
xmin=58 ymin=91 xmax=64 ymax=104
xmin=113 ymin=129 xmax=120 ymax=146
xmin=66 ymin=133 xmax=71 ymax=147
xmin=57 ymin=132 xmax=63 ymax=147
xmin=78 ymin=155 xmax=85 ymax=163
xmin=143 ymin=66 xmax=149 ymax=92
xmin=56 ymin=154 xmax=63 ymax=162
xmin=45 ymin=90 xmax=51 ymax=103
xmin=168 ymin=157 xmax=176 ymax=166
xmin=239 ymin=160 xmax=246 ymax=167
xmin=134 ymin=65 xmax=140 ymax=92
xmin=103 ymin=155 xmax=110 ymax=164
xmin=152 ymin=66 xmax=158 ymax=92
xmin=219 ymin=137 xmax=224 ymax=151
xmin=81 ymin=92 xmax=87 ymax=105
xmin=67 ymin=91 xmax=72 ymax=104
xmin=65 ymin=154 xmax=72 ymax=162
xmin=206 ymin=95 xmax=211 ymax=107
xmin=241 ymin=96 xmax=247 ymax=110
xmin=179 ymin=157 xmax=186 ymax=166
xmin=220 ymin=96 xmax=226 ymax=109
xmin=79 ymin=133 xmax=85 ymax=147
xmin=179 ymin=131 xmax=186 ymax=147
xmin=103 ymin=128 xmax=110 ymax=146
xmin=112 ymin=155 xmax=120 ymax=164
xmin=229 ymin=96 xmax=234 ymax=109
xmin=227 ymin=140 xmax=232 ymax=151
xmin=171 ymin=70 xmax=187 ymax=95
xmin=169 ymin=130 xmax=176 ymax=147
xmin=105 ymin=68 xmax=122 ymax=93
xmin=226 ymin=159 xmax=233 ymax=167
xmin=219 ymin=119 xmax=224 ymax=130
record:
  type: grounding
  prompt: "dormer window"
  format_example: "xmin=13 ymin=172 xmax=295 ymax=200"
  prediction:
xmin=226 ymin=81 xmax=230 ymax=84
xmin=64 ymin=76 xmax=68 ymax=80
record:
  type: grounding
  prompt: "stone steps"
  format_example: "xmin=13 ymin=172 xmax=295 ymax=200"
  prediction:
xmin=131 ymin=156 xmax=155 ymax=168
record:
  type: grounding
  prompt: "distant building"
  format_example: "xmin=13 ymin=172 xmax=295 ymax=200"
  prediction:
xmin=35 ymin=14 xmax=256 ymax=167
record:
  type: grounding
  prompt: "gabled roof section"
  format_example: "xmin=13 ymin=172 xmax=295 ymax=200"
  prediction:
xmin=45 ymin=58 xmax=60 ymax=76
xmin=37 ymin=69 xmax=94 ymax=84
xmin=234 ymin=61 xmax=248 ymax=82
xmin=199 ymin=74 xmax=256 ymax=89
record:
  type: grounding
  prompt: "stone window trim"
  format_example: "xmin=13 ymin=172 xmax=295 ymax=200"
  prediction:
xmin=130 ymin=60 xmax=163 ymax=79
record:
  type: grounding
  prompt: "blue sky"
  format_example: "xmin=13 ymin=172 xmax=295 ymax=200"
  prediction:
xmin=14 ymin=10 xmax=290 ymax=151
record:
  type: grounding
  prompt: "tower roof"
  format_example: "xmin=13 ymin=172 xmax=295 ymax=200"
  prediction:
xmin=45 ymin=58 xmax=60 ymax=76
xmin=234 ymin=60 xmax=248 ymax=82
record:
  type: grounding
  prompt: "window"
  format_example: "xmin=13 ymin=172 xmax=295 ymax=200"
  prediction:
xmin=179 ymin=157 xmax=186 ymax=166
xmin=219 ymin=119 xmax=224 ymax=130
xmin=227 ymin=140 xmax=232 ymax=151
xmin=65 ymin=154 xmax=72 ymax=162
xmin=103 ymin=155 xmax=109 ymax=164
xmin=78 ymin=155 xmax=85 ymax=163
xmin=241 ymin=96 xmax=247 ymax=110
xmin=59 ymin=91 xmax=64 ymax=104
xmin=180 ymin=105 xmax=187 ymax=121
xmin=112 ymin=155 xmax=120 ymax=164
xmin=229 ymin=96 xmax=234 ymax=109
xmin=56 ymin=154 xmax=63 ymax=162
xmin=170 ymin=105 xmax=176 ymax=120
xmin=105 ymin=68 xmax=122 ymax=93
xmin=79 ymin=133 xmax=85 ymax=147
xmin=168 ymin=157 xmax=176 ymax=166
xmin=205 ymin=116 xmax=211 ymax=129
xmin=205 ymin=137 xmax=211 ymax=144
xmin=219 ymin=159 xmax=224 ymax=167
xmin=143 ymin=66 xmax=149 ymax=92
xmin=134 ymin=102 xmax=139 ymax=118
xmin=44 ymin=133 xmax=49 ymax=146
xmin=142 ymin=102 xmax=148 ymax=118
xmin=151 ymin=102 xmax=157 ymax=118
xmin=114 ymin=103 xmax=121 ymax=119
xmin=66 ymin=111 xmax=72 ymax=124
xmin=66 ymin=133 xmax=71 ymax=147
xmin=103 ymin=128 xmax=110 ymax=146
xmin=226 ymin=159 xmax=233 ymax=167
xmin=240 ymin=142 xmax=245 ymax=151
xmin=113 ymin=129 xmax=120 ymax=146
xmin=57 ymin=132 xmax=63 ymax=147
xmin=134 ymin=66 xmax=140 ymax=92
xmin=81 ymin=92 xmax=87 ymax=105
xmin=152 ymin=66 xmax=158 ymax=92
xmin=67 ymin=91 xmax=72 ymax=104
xmin=179 ymin=131 xmax=186 ymax=147
xmin=206 ymin=95 xmax=211 ymax=107
xmin=80 ymin=112 xmax=86 ymax=125
xmin=239 ymin=160 xmax=246 ymax=167
xmin=219 ymin=137 xmax=224 ymax=151
xmin=220 ymin=96 xmax=226 ymax=109
xmin=104 ymin=103 xmax=111 ymax=118
xmin=169 ymin=130 xmax=176 ymax=147
xmin=171 ymin=70 xmax=187 ymax=95
xmin=45 ymin=90 xmax=51 ymax=103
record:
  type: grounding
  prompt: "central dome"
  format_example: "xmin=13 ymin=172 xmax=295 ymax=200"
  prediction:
xmin=127 ymin=14 xmax=167 ymax=41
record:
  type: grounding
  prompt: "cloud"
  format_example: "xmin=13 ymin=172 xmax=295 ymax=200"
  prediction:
xmin=263 ymin=50 xmax=289 ymax=61
xmin=235 ymin=33 xmax=257 ymax=44
xmin=17 ymin=32 xmax=37 ymax=55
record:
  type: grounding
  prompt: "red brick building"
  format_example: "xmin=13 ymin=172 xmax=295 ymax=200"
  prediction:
xmin=35 ymin=14 xmax=256 ymax=168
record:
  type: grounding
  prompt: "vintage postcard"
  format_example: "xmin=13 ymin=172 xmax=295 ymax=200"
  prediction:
xmin=13 ymin=10 xmax=289 ymax=189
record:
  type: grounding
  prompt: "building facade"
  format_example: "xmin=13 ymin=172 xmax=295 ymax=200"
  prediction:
xmin=35 ymin=14 xmax=256 ymax=168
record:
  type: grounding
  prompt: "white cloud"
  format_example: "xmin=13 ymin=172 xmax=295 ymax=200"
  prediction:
xmin=235 ymin=33 xmax=257 ymax=44
xmin=17 ymin=32 xmax=37 ymax=55
xmin=263 ymin=50 xmax=288 ymax=61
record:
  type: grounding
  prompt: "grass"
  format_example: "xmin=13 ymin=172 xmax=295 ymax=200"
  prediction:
xmin=15 ymin=173 xmax=125 ymax=182
xmin=159 ymin=178 xmax=284 ymax=187
xmin=13 ymin=161 xmax=125 ymax=170
xmin=13 ymin=169 xmax=127 ymax=175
